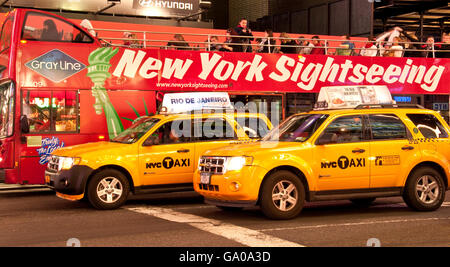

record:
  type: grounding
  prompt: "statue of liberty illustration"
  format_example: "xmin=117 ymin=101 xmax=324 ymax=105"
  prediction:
xmin=86 ymin=47 xmax=123 ymax=139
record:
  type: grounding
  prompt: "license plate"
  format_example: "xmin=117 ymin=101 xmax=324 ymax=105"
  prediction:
xmin=45 ymin=175 xmax=51 ymax=184
xmin=200 ymin=173 xmax=211 ymax=185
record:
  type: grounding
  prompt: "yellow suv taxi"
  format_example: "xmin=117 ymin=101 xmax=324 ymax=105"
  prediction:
xmin=194 ymin=105 xmax=450 ymax=219
xmin=45 ymin=112 xmax=272 ymax=209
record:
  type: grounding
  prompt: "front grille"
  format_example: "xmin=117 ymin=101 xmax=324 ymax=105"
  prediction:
xmin=198 ymin=184 xmax=219 ymax=192
xmin=47 ymin=156 xmax=60 ymax=173
xmin=199 ymin=156 xmax=227 ymax=175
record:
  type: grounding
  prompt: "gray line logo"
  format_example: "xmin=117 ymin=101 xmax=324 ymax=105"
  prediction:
xmin=25 ymin=49 xmax=86 ymax=83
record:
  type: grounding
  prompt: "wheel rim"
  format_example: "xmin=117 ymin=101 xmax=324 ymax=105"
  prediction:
xmin=96 ymin=177 xmax=123 ymax=204
xmin=415 ymin=175 xmax=440 ymax=205
xmin=272 ymin=180 xmax=298 ymax=212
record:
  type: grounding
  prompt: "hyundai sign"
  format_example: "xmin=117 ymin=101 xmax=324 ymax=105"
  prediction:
xmin=133 ymin=0 xmax=200 ymax=17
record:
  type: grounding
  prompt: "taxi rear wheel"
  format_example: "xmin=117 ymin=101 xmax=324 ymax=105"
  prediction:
xmin=403 ymin=167 xmax=445 ymax=212
xmin=260 ymin=171 xmax=305 ymax=220
xmin=87 ymin=169 xmax=130 ymax=210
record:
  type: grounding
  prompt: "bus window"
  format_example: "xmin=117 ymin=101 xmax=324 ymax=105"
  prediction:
xmin=0 ymin=82 xmax=14 ymax=138
xmin=54 ymin=91 xmax=77 ymax=132
xmin=23 ymin=90 xmax=78 ymax=133
xmin=21 ymin=12 xmax=93 ymax=43
xmin=23 ymin=91 xmax=51 ymax=133
xmin=0 ymin=18 xmax=13 ymax=52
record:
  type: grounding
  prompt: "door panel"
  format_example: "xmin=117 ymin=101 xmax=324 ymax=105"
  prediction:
xmin=139 ymin=143 xmax=195 ymax=186
xmin=313 ymin=115 xmax=370 ymax=191
xmin=138 ymin=119 xmax=194 ymax=186
xmin=368 ymin=114 xmax=419 ymax=188
xmin=370 ymin=140 xmax=419 ymax=188
xmin=314 ymin=143 xmax=370 ymax=191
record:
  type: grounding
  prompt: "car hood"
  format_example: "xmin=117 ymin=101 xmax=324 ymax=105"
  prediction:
xmin=51 ymin=141 xmax=132 ymax=158
xmin=203 ymin=141 xmax=310 ymax=157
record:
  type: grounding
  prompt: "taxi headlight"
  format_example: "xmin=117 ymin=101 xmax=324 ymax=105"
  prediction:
xmin=225 ymin=156 xmax=253 ymax=172
xmin=58 ymin=157 xmax=81 ymax=171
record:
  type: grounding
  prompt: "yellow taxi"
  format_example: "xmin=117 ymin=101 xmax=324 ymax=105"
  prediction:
xmin=45 ymin=111 xmax=272 ymax=209
xmin=194 ymin=104 xmax=450 ymax=219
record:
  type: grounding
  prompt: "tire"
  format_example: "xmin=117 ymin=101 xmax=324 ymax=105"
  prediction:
xmin=350 ymin=198 xmax=376 ymax=207
xmin=87 ymin=169 xmax=130 ymax=210
xmin=259 ymin=171 xmax=306 ymax=220
xmin=402 ymin=167 xmax=445 ymax=212
xmin=216 ymin=206 xmax=243 ymax=212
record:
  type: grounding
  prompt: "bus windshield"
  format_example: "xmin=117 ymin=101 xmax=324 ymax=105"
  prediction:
xmin=0 ymin=82 xmax=14 ymax=138
xmin=111 ymin=118 xmax=160 ymax=144
xmin=262 ymin=114 xmax=328 ymax=142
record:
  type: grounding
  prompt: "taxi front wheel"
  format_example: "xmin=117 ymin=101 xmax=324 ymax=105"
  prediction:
xmin=260 ymin=171 xmax=306 ymax=220
xmin=403 ymin=167 xmax=445 ymax=212
xmin=87 ymin=169 xmax=130 ymax=210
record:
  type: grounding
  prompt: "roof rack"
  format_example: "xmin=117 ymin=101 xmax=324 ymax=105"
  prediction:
xmin=355 ymin=104 xmax=425 ymax=109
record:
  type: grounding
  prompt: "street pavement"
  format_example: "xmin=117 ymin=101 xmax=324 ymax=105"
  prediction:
xmin=0 ymin=186 xmax=449 ymax=247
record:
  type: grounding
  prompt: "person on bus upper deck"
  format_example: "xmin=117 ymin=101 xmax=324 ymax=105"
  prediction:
xmin=122 ymin=32 xmax=141 ymax=48
xmin=223 ymin=28 xmax=241 ymax=52
xmin=436 ymin=32 xmax=450 ymax=58
xmin=360 ymin=36 xmax=377 ymax=57
xmin=75 ymin=19 xmax=96 ymax=42
xmin=279 ymin=32 xmax=298 ymax=54
xmin=208 ymin=36 xmax=223 ymax=51
xmin=337 ymin=35 xmax=356 ymax=56
xmin=257 ymin=29 xmax=276 ymax=53
xmin=234 ymin=18 xmax=254 ymax=52
xmin=41 ymin=19 xmax=62 ymax=41
xmin=216 ymin=31 xmax=233 ymax=52
xmin=166 ymin=34 xmax=190 ymax=50
xmin=421 ymin=36 xmax=441 ymax=58
xmin=310 ymin=36 xmax=325 ymax=55
xmin=297 ymin=37 xmax=312 ymax=55
xmin=387 ymin=37 xmax=404 ymax=57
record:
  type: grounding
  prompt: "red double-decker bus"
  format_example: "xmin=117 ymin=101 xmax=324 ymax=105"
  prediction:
xmin=0 ymin=9 xmax=160 ymax=185
xmin=1 ymin=8 xmax=449 ymax=185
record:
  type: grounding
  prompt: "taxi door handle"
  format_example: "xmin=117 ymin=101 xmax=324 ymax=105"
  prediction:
xmin=352 ymin=149 xmax=366 ymax=153
xmin=177 ymin=149 xmax=190 ymax=153
xmin=402 ymin=146 xmax=415 ymax=151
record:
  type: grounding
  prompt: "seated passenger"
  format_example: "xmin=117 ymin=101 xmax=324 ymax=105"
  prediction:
xmin=41 ymin=19 xmax=62 ymax=41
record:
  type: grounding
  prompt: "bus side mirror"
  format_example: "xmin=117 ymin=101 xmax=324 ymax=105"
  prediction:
xmin=20 ymin=115 xmax=30 ymax=134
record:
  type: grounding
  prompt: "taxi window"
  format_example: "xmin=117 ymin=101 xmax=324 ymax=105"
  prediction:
xmin=264 ymin=114 xmax=328 ymax=142
xmin=146 ymin=120 xmax=192 ymax=145
xmin=235 ymin=116 xmax=270 ymax=139
xmin=318 ymin=115 xmax=364 ymax=144
xmin=112 ymin=118 xmax=160 ymax=144
xmin=368 ymin=114 xmax=409 ymax=140
xmin=193 ymin=118 xmax=236 ymax=141
xmin=407 ymin=114 xmax=449 ymax=139
xmin=22 ymin=12 xmax=93 ymax=43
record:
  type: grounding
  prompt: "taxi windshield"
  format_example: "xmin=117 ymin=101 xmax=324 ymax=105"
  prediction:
xmin=111 ymin=118 xmax=160 ymax=144
xmin=263 ymin=114 xmax=328 ymax=142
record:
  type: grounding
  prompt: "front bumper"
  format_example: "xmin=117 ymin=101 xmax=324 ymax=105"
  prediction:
xmin=45 ymin=165 xmax=94 ymax=196
xmin=194 ymin=165 xmax=267 ymax=205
